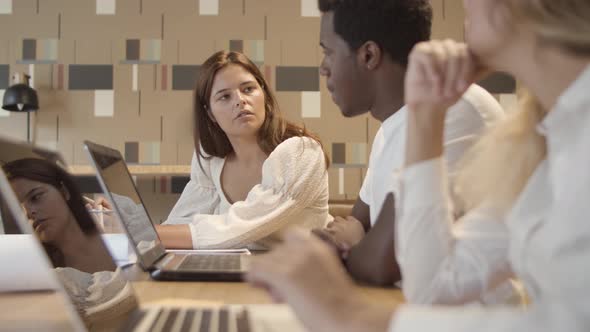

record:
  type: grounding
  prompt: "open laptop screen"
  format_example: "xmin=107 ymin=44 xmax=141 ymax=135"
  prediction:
xmin=83 ymin=141 xmax=166 ymax=268
xmin=0 ymin=140 xmax=139 ymax=329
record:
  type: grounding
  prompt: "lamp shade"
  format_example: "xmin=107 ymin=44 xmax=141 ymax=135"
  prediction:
xmin=2 ymin=83 xmax=39 ymax=112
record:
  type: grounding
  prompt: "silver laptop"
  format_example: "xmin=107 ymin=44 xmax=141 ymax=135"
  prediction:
xmin=0 ymin=141 xmax=251 ymax=331
xmin=83 ymin=140 xmax=249 ymax=281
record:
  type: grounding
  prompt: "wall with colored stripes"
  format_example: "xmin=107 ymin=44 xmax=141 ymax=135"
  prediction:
xmin=0 ymin=0 xmax=516 ymax=216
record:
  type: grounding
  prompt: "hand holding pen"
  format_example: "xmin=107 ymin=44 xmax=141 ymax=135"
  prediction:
xmin=84 ymin=196 xmax=113 ymax=231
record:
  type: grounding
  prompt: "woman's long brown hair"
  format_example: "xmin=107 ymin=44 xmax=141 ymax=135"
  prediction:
xmin=193 ymin=51 xmax=329 ymax=167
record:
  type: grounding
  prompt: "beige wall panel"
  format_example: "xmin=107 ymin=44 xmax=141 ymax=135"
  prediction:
xmin=161 ymin=108 xmax=193 ymax=146
xmin=32 ymin=64 xmax=53 ymax=90
xmin=0 ymin=40 xmax=11 ymax=63
xmin=430 ymin=0 xmax=444 ymax=37
xmin=39 ymin=91 xmax=79 ymax=115
xmin=54 ymin=92 xmax=96 ymax=127
xmin=118 ymin=14 xmax=162 ymax=39
xmin=61 ymin=14 xmax=161 ymax=40
xmin=12 ymin=0 xmax=37 ymax=15
xmin=143 ymin=0 xmax=198 ymax=16
xmin=367 ymin=115 xmax=380 ymax=149
xmin=141 ymin=91 xmax=192 ymax=146
xmin=56 ymin=139 xmax=75 ymax=165
xmin=58 ymin=39 xmax=76 ymax=64
xmin=165 ymin=14 xmax=264 ymax=41
xmin=141 ymin=90 xmax=192 ymax=118
xmin=114 ymin=64 xmax=132 ymax=91
xmin=431 ymin=0 xmax=464 ymax=40
xmin=311 ymin=82 xmax=367 ymax=143
xmin=281 ymin=38 xmax=320 ymax=66
xmin=49 ymin=92 xmax=94 ymax=164
xmin=213 ymin=39 xmax=230 ymax=53
xmin=179 ymin=39 xmax=216 ymax=64
xmin=343 ymin=168 xmax=362 ymax=200
xmin=0 ymin=14 xmax=58 ymax=39
xmin=117 ymin=0 xmax=141 ymax=16
xmin=138 ymin=64 xmax=157 ymax=92
xmin=219 ymin=0 xmax=245 ymax=16
xmin=177 ymin=140 xmax=195 ymax=165
xmin=112 ymin=40 xmax=126 ymax=65
xmin=263 ymin=40 xmax=281 ymax=67
xmin=38 ymin=0 xmax=96 ymax=16
xmin=35 ymin=112 xmax=58 ymax=144
xmin=75 ymin=39 xmax=113 ymax=64
xmin=160 ymin=39 xmax=179 ymax=64
xmin=159 ymin=140 xmax=178 ymax=165
xmin=441 ymin=0 xmax=465 ymax=41
xmin=245 ymin=0 xmax=300 ymax=17
xmin=0 ymin=113 xmax=28 ymax=141
xmin=266 ymin=16 xmax=319 ymax=43
xmin=275 ymin=91 xmax=302 ymax=125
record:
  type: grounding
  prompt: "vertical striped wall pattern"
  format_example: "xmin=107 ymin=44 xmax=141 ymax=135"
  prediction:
xmin=124 ymin=39 xmax=161 ymax=63
xmin=18 ymin=39 xmax=58 ymax=63
xmin=0 ymin=1 xmax=515 ymax=202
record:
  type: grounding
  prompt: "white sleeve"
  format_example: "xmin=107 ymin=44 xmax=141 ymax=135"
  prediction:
xmin=390 ymin=302 xmax=586 ymax=332
xmin=358 ymin=167 xmax=371 ymax=205
xmin=188 ymin=137 xmax=329 ymax=249
xmin=442 ymin=90 xmax=500 ymax=175
xmin=164 ymin=152 xmax=220 ymax=225
xmin=396 ymin=158 xmax=513 ymax=305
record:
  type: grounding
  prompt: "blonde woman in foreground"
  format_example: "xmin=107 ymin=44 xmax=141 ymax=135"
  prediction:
xmin=246 ymin=0 xmax=590 ymax=331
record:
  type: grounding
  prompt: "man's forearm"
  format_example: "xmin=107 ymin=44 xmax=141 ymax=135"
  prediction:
xmin=345 ymin=194 xmax=400 ymax=286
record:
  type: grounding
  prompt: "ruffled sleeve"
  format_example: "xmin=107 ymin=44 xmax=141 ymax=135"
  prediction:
xmin=164 ymin=151 xmax=221 ymax=225
xmin=188 ymin=137 xmax=329 ymax=249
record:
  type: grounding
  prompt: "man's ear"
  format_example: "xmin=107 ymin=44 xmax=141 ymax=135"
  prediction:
xmin=60 ymin=182 xmax=71 ymax=201
xmin=357 ymin=41 xmax=382 ymax=71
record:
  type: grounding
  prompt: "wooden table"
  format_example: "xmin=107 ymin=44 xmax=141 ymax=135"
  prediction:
xmin=0 ymin=265 xmax=404 ymax=331
xmin=0 ymin=291 xmax=79 ymax=331
xmin=124 ymin=264 xmax=404 ymax=305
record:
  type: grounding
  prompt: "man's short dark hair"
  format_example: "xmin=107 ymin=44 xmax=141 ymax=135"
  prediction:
xmin=319 ymin=0 xmax=432 ymax=66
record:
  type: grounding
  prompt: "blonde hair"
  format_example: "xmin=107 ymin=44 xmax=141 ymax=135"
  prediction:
xmin=456 ymin=0 xmax=590 ymax=212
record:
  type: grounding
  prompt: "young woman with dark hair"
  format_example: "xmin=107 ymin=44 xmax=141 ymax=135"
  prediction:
xmin=156 ymin=51 xmax=331 ymax=249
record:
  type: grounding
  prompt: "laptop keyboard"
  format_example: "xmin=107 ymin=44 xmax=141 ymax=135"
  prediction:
xmin=123 ymin=307 xmax=251 ymax=332
xmin=178 ymin=255 xmax=242 ymax=271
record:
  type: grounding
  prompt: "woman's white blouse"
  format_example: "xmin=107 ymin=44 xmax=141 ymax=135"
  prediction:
xmin=164 ymin=137 xmax=330 ymax=249
xmin=391 ymin=65 xmax=590 ymax=331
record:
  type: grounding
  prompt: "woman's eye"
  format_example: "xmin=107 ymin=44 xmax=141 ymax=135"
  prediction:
xmin=244 ymin=86 xmax=254 ymax=93
xmin=31 ymin=193 xmax=43 ymax=202
xmin=219 ymin=94 xmax=229 ymax=101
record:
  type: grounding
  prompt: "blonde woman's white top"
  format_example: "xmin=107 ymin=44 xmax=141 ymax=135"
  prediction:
xmin=164 ymin=137 xmax=330 ymax=249
xmin=391 ymin=65 xmax=590 ymax=331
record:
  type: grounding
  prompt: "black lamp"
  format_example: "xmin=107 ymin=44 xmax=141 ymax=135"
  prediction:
xmin=2 ymin=73 xmax=39 ymax=142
